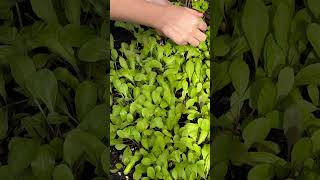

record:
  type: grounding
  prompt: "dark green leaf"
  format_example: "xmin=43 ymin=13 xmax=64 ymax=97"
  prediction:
xmin=258 ymin=81 xmax=277 ymax=115
xmin=79 ymin=104 xmax=107 ymax=139
xmin=75 ymin=81 xmax=97 ymax=119
xmin=248 ymin=164 xmax=274 ymax=180
xmin=31 ymin=145 xmax=55 ymax=180
xmin=30 ymin=0 xmax=59 ymax=24
xmin=307 ymin=23 xmax=320 ymax=58
xmin=307 ymin=84 xmax=319 ymax=105
xmin=53 ymin=164 xmax=74 ymax=180
xmin=273 ymin=2 xmax=291 ymax=52
xmin=308 ymin=0 xmax=320 ymax=18
xmin=78 ymin=38 xmax=107 ymax=62
xmin=243 ymin=118 xmax=271 ymax=148
xmin=10 ymin=55 xmax=36 ymax=87
xmin=277 ymin=67 xmax=294 ymax=99
xmin=64 ymin=0 xmax=81 ymax=25
xmin=295 ymin=63 xmax=320 ymax=85
xmin=229 ymin=58 xmax=250 ymax=96
xmin=8 ymin=138 xmax=39 ymax=174
xmin=263 ymin=34 xmax=286 ymax=77
xmin=291 ymin=138 xmax=312 ymax=167
xmin=242 ymin=0 xmax=269 ymax=66
xmin=25 ymin=69 xmax=58 ymax=112
xmin=59 ymin=24 xmax=96 ymax=47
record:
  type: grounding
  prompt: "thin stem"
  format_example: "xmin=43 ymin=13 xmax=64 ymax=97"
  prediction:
xmin=15 ymin=3 xmax=23 ymax=29
xmin=0 ymin=99 xmax=29 ymax=109
xmin=66 ymin=112 xmax=79 ymax=124
xmin=34 ymin=99 xmax=55 ymax=136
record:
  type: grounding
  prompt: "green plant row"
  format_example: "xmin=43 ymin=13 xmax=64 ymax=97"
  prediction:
xmin=213 ymin=0 xmax=320 ymax=179
xmin=0 ymin=0 xmax=108 ymax=179
xmin=110 ymin=1 xmax=210 ymax=179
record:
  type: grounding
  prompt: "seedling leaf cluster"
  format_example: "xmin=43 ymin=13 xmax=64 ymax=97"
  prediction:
xmin=213 ymin=0 xmax=320 ymax=179
xmin=110 ymin=1 xmax=210 ymax=179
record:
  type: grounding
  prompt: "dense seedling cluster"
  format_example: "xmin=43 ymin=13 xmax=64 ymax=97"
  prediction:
xmin=110 ymin=1 xmax=210 ymax=179
xmin=213 ymin=0 xmax=320 ymax=179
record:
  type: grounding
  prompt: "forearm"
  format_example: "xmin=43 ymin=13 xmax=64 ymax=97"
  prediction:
xmin=110 ymin=0 xmax=165 ymax=29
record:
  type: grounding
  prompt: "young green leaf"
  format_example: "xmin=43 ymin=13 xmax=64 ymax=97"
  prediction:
xmin=295 ymin=63 xmax=320 ymax=85
xmin=263 ymin=34 xmax=286 ymax=77
xmin=212 ymin=35 xmax=232 ymax=56
xmin=32 ymin=53 xmax=48 ymax=69
xmin=307 ymin=84 xmax=319 ymax=105
xmin=242 ymin=0 xmax=269 ymax=66
xmin=64 ymin=0 xmax=81 ymax=25
xmin=185 ymin=60 xmax=194 ymax=81
xmin=307 ymin=23 xmax=320 ymax=58
xmin=25 ymin=69 xmax=58 ymax=112
xmin=101 ymin=149 xmax=109 ymax=175
xmin=30 ymin=0 xmax=59 ymax=24
xmin=283 ymin=104 xmax=303 ymax=149
xmin=63 ymin=129 xmax=106 ymax=167
xmin=59 ymin=24 xmax=96 ymax=47
xmin=54 ymin=67 xmax=79 ymax=90
xmin=229 ymin=58 xmax=249 ymax=97
xmin=212 ymin=61 xmax=231 ymax=93
xmin=308 ymin=0 xmax=320 ymax=18
xmin=212 ymin=161 xmax=228 ymax=180
xmin=31 ymin=145 xmax=55 ymax=180
xmin=8 ymin=138 xmax=40 ymax=174
xmin=212 ymin=0 xmax=224 ymax=37
xmin=258 ymin=81 xmax=277 ymax=115
xmin=75 ymin=81 xmax=97 ymax=119
xmin=277 ymin=67 xmax=294 ymax=99
xmin=78 ymin=38 xmax=108 ymax=62
xmin=248 ymin=164 xmax=274 ymax=180
xmin=53 ymin=164 xmax=74 ymax=180
xmin=243 ymin=118 xmax=271 ymax=148
xmin=291 ymin=138 xmax=312 ymax=167
xmin=10 ymin=55 xmax=36 ymax=88
xmin=213 ymin=133 xmax=233 ymax=163
xmin=273 ymin=2 xmax=291 ymax=52
xmin=79 ymin=104 xmax=107 ymax=139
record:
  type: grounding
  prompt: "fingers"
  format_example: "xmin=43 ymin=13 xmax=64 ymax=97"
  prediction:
xmin=193 ymin=28 xmax=206 ymax=42
xmin=188 ymin=37 xmax=200 ymax=47
xmin=198 ymin=20 xmax=208 ymax=31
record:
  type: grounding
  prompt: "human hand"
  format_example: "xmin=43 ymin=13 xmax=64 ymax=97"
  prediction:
xmin=154 ymin=5 xmax=207 ymax=47
xmin=145 ymin=0 xmax=172 ymax=6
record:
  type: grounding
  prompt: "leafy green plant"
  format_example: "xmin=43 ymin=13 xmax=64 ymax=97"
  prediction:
xmin=213 ymin=0 xmax=320 ymax=179
xmin=110 ymin=1 xmax=210 ymax=179
xmin=0 ymin=0 xmax=108 ymax=179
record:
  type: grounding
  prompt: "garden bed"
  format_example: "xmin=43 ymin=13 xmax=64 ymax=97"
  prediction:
xmin=110 ymin=0 xmax=210 ymax=179
xmin=213 ymin=0 xmax=320 ymax=179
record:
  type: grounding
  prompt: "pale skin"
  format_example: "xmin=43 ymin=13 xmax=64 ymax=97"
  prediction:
xmin=110 ymin=0 xmax=207 ymax=47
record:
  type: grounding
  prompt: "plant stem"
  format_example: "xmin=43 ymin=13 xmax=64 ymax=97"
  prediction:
xmin=34 ymin=99 xmax=55 ymax=136
xmin=15 ymin=3 xmax=23 ymax=29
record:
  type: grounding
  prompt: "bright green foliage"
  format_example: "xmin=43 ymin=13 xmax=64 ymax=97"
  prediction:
xmin=214 ymin=0 xmax=320 ymax=179
xmin=110 ymin=1 xmax=210 ymax=178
